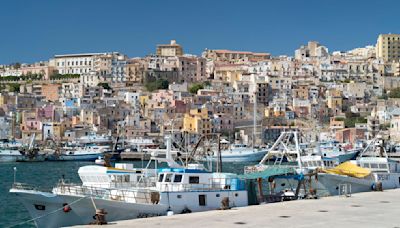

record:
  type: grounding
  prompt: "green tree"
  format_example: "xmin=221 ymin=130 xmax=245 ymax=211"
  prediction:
xmin=389 ymin=88 xmax=400 ymax=98
xmin=189 ymin=83 xmax=204 ymax=94
xmin=8 ymin=83 xmax=20 ymax=93
xmin=145 ymin=79 xmax=169 ymax=92
xmin=98 ymin=82 xmax=111 ymax=90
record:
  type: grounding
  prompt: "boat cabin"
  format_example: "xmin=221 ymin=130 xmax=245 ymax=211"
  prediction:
xmin=78 ymin=164 xmax=156 ymax=188
xmin=155 ymin=167 xmax=245 ymax=192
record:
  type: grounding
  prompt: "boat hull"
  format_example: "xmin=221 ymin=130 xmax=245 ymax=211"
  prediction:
xmin=10 ymin=188 xmax=247 ymax=228
xmin=0 ymin=150 xmax=23 ymax=162
xmin=47 ymin=153 xmax=103 ymax=161
xmin=317 ymin=172 xmax=400 ymax=196
xmin=203 ymin=150 xmax=268 ymax=162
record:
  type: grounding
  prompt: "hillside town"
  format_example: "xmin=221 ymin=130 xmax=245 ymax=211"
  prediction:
xmin=1 ymin=35 xmax=400 ymax=153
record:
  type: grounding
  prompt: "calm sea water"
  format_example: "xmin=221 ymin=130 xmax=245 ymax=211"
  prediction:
xmin=0 ymin=160 xmax=253 ymax=227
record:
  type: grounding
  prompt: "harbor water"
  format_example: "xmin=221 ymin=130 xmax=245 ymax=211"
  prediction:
xmin=0 ymin=161 xmax=254 ymax=227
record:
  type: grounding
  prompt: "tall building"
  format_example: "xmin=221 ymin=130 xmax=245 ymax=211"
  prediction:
xmin=376 ymin=34 xmax=400 ymax=62
xmin=156 ymin=40 xmax=183 ymax=57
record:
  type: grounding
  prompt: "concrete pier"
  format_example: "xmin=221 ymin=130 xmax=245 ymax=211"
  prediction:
xmin=73 ymin=189 xmax=400 ymax=228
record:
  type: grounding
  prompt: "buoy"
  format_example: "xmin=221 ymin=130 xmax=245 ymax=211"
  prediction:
xmin=63 ymin=204 xmax=71 ymax=213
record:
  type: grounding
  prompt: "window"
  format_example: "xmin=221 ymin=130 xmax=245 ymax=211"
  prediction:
xmin=177 ymin=195 xmax=182 ymax=199
xmin=173 ymin=174 xmax=183 ymax=183
xmin=198 ymin=194 xmax=206 ymax=206
xmin=216 ymin=193 xmax=220 ymax=197
xmin=158 ymin=174 xmax=164 ymax=182
xmin=165 ymin=174 xmax=173 ymax=182
xmin=189 ymin=176 xmax=200 ymax=184
xmin=379 ymin=164 xmax=388 ymax=169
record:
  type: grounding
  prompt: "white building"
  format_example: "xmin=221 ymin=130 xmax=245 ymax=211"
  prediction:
xmin=52 ymin=53 xmax=102 ymax=74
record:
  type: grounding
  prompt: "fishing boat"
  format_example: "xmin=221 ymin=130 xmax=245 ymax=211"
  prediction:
xmin=10 ymin=136 xmax=248 ymax=228
xmin=202 ymin=143 xmax=269 ymax=162
xmin=317 ymin=136 xmax=400 ymax=196
xmin=0 ymin=139 xmax=23 ymax=162
xmin=244 ymin=131 xmax=334 ymax=197
xmin=316 ymin=140 xmax=360 ymax=163
xmin=48 ymin=144 xmax=111 ymax=161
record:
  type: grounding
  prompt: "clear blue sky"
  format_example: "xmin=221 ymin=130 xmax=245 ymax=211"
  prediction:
xmin=1 ymin=0 xmax=399 ymax=64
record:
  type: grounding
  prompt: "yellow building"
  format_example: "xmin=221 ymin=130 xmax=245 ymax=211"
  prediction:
xmin=376 ymin=34 xmax=400 ymax=62
xmin=326 ymin=89 xmax=343 ymax=109
xmin=156 ymin=40 xmax=183 ymax=57
xmin=183 ymin=108 xmax=211 ymax=134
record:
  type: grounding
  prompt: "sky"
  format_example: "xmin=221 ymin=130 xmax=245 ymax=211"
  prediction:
xmin=1 ymin=0 xmax=400 ymax=64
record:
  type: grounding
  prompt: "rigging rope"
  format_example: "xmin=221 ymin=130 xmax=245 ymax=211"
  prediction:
xmin=6 ymin=196 xmax=88 ymax=228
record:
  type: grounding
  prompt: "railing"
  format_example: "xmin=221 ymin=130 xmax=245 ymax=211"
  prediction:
xmin=12 ymin=182 xmax=51 ymax=192
xmin=54 ymin=183 xmax=156 ymax=204
xmin=244 ymin=164 xmax=298 ymax=174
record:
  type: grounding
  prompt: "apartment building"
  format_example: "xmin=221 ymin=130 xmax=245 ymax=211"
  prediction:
xmin=376 ymin=34 xmax=400 ymax=62
xmin=156 ymin=40 xmax=183 ymax=57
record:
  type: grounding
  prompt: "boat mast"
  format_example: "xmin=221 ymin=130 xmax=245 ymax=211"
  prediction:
xmin=253 ymin=91 xmax=257 ymax=150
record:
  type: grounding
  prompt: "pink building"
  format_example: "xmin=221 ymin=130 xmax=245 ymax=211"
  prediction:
xmin=152 ymin=90 xmax=174 ymax=103
xmin=171 ymin=100 xmax=187 ymax=113
xmin=37 ymin=105 xmax=55 ymax=120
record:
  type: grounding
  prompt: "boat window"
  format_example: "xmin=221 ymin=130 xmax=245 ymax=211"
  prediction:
xmin=189 ymin=176 xmax=200 ymax=184
xmin=177 ymin=195 xmax=182 ymax=199
xmin=198 ymin=194 xmax=206 ymax=206
xmin=158 ymin=174 xmax=164 ymax=182
xmin=174 ymin=174 xmax=183 ymax=183
xmin=216 ymin=193 xmax=220 ymax=197
xmin=124 ymin=175 xmax=130 ymax=182
xmin=34 ymin=204 xmax=46 ymax=210
xmin=370 ymin=163 xmax=378 ymax=169
xmin=165 ymin=174 xmax=173 ymax=182
xmin=379 ymin=164 xmax=388 ymax=169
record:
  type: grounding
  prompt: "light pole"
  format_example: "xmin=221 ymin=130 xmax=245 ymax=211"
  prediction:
xmin=13 ymin=167 xmax=17 ymax=184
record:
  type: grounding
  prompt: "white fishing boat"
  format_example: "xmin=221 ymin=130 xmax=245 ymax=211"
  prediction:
xmin=202 ymin=143 xmax=269 ymax=162
xmin=317 ymin=136 xmax=400 ymax=196
xmin=10 ymin=136 xmax=248 ymax=228
xmin=0 ymin=139 xmax=23 ymax=162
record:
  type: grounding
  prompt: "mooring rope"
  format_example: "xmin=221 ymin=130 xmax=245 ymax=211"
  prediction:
xmin=6 ymin=196 xmax=88 ymax=228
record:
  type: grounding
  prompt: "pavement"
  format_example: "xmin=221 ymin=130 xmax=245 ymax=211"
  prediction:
xmin=73 ymin=189 xmax=400 ymax=228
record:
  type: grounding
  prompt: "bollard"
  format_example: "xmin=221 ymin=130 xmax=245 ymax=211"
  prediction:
xmin=90 ymin=209 xmax=108 ymax=225
xmin=375 ymin=181 xmax=383 ymax=191
xmin=220 ymin=197 xmax=230 ymax=210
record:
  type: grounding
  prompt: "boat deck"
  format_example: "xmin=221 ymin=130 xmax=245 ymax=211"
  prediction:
xmin=71 ymin=189 xmax=400 ymax=228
